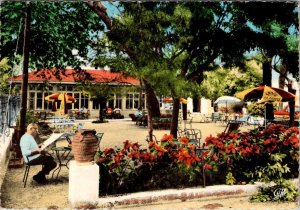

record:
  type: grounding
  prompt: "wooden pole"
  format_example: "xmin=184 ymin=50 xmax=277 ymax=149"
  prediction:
xmin=18 ymin=2 xmax=31 ymax=142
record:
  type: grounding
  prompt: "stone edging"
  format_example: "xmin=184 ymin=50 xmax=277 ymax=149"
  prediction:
xmin=97 ymin=184 xmax=258 ymax=208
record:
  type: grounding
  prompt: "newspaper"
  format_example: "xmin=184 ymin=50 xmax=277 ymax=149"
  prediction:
xmin=40 ymin=133 xmax=65 ymax=150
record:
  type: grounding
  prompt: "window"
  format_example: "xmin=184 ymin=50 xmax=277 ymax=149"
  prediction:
xmin=126 ymin=94 xmax=133 ymax=109
xmin=44 ymin=92 xmax=53 ymax=110
xmin=134 ymin=94 xmax=139 ymax=109
xmin=29 ymin=92 xmax=35 ymax=110
xmin=80 ymin=93 xmax=89 ymax=109
xmin=29 ymin=84 xmax=36 ymax=91
xmin=67 ymin=85 xmax=73 ymax=91
xmin=36 ymin=92 xmax=43 ymax=109
xmin=115 ymin=95 xmax=122 ymax=109
xmin=93 ymin=99 xmax=100 ymax=110
xmin=74 ymin=93 xmax=80 ymax=109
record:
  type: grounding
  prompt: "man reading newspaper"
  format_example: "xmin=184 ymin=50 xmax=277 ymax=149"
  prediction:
xmin=20 ymin=123 xmax=58 ymax=184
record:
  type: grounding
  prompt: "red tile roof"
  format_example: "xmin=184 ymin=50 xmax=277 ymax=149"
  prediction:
xmin=12 ymin=68 xmax=140 ymax=85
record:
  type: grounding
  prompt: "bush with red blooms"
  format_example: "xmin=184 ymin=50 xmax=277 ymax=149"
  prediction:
xmin=96 ymin=124 xmax=298 ymax=195
xmin=96 ymin=134 xmax=211 ymax=195
xmin=204 ymin=124 xmax=299 ymax=183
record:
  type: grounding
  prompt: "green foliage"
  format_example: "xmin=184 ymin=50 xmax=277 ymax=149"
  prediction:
xmin=250 ymin=180 xmax=298 ymax=202
xmin=226 ymin=172 xmax=236 ymax=185
xmin=0 ymin=58 xmax=12 ymax=95
xmin=16 ymin=111 xmax=38 ymax=126
xmin=199 ymin=61 xmax=262 ymax=100
xmin=247 ymin=103 xmax=265 ymax=117
xmin=1 ymin=2 xmax=104 ymax=69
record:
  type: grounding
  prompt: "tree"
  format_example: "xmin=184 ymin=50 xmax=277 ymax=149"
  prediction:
xmin=234 ymin=2 xmax=298 ymax=121
xmin=88 ymin=2 xmax=298 ymax=136
xmin=1 ymin=1 xmax=105 ymax=140
xmin=199 ymin=60 xmax=262 ymax=100
xmin=1 ymin=2 xmax=104 ymax=69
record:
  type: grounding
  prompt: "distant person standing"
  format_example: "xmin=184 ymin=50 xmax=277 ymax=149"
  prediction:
xmin=20 ymin=123 xmax=57 ymax=184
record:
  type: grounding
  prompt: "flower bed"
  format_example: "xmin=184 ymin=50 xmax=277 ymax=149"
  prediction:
xmin=96 ymin=124 xmax=299 ymax=198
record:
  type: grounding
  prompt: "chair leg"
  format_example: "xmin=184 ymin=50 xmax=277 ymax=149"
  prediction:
xmin=23 ymin=165 xmax=30 ymax=188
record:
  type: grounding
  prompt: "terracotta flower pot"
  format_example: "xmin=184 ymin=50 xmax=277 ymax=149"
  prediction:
xmin=71 ymin=129 xmax=98 ymax=163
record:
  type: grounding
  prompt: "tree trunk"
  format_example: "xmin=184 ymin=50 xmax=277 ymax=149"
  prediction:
xmin=99 ymin=98 xmax=107 ymax=122
xmin=143 ymin=80 xmax=160 ymax=140
xmin=287 ymin=81 xmax=296 ymax=127
xmin=170 ymin=98 xmax=180 ymax=138
xmin=19 ymin=2 xmax=31 ymax=138
xmin=262 ymin=59 xmax=274 ymax=122
xmin=278 ymin=64 xmax=288 ymax=110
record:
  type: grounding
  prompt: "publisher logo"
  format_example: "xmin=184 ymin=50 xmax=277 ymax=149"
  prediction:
xmin=273 ymin=187 xmax=286 ymax=200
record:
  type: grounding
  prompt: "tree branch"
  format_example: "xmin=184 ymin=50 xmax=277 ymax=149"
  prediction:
xmin=85 ymin=1 xmax=112 ymax=30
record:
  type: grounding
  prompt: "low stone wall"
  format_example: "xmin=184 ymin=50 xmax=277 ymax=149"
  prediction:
xmin=0 ymin=128 xmax=14 ymax=195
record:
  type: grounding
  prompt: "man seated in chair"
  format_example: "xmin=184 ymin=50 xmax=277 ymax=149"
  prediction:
xmin=20 ymin=123 xmax=57 ymax=184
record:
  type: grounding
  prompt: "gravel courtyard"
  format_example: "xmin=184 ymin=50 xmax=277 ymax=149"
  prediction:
xmin=1 ymin=119 xmax=298 ymax=209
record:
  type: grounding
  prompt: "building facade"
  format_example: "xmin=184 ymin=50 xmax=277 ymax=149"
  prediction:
xmin=11 ymin=68 xmax=148 ymax=117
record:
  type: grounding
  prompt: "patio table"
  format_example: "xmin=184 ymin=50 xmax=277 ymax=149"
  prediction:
xmin=51 ymin=146 xmax=72 ymax=179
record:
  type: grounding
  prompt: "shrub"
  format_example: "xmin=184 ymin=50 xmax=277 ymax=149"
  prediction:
xmin=205 ymin=124 xmax=299 ymax=202
xmin=96 ymin=134 xmax=211 ymax=195
xmin=96 ymin=124 xmax=299 ymax=200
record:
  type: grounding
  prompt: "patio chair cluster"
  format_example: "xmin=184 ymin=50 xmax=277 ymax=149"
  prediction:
xmin=48 ymin=115 xmax=76 ymax=133
xmin=104 ymin=109 xmax=124 ymax=119
xmin=230 ymin=114 xmax=262 ymax=128
xmin=34 ymin=111 xmax=54 ymax=121
xmin=72 ymin=110 xmax=90 ymax=119
xmin=152 ymin=116 xmax=172 ymax=129
xmin=131 ymin=113 xmax=173 ymax=129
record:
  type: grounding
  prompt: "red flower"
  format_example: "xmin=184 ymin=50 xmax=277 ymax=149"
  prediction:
xmin=252 ymin=144 xmax=260 ymax=154
xmin=177 ymin=149 xmax=200 ymax=166
xmin=154 ymin=144 xmax=166 ymax=156
xmin=212 ymin=154 xmax=219 ymax=161
xmin=225 ymin=144 xmax=236 ymax=154
xmin=218 ymin=150 xmax=225 ymax=155
xmin=180 ymin=137 xmax=189 ymax=145
xmin=205 ymin=135 xmax=217 ymax=146
xmin=267 ymin=145 xmax=277 ymax=153
xmin=161 ymin=134 xmax=174 ymax=142
xmin=240 ymin=146 xmax=252 ymax=156
xmin=104 ymin=148 xmax=114 ymax=155
xmin=148 ymin=141 xmax=156 ymax=147
xmin=216 ymin=141 xmax=225 ymax=149
xmin=114 ymin=152 xmax=124 ymax=164
xmin=123 ymin=140 xmax=131 ymax=150
xmin=203 ymin=163 xmax=213 ymax=171
xmin=289 ymin=135 xmax=299 ymax=149
xmin=128 ymin=151 xmax=140 ymax=159
xmin=201 ymin=150 xmax=210 ymax=159
xmin=131 ymin=142 xmax=140 ymax=150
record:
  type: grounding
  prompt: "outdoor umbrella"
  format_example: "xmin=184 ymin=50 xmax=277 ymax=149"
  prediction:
xmin=163 ymin=97 xmax=188 ymax=104
xmin=214 ymin=96 xmax=242 ymax=113
xmin=235 ymin=85 xmax=296 ymax=103
xmin=59 ymin=94 xmax=68 ymax=115
xmin=235 ymin=85 xmax=296 ymax=126
xmin=45 ymin=93 xmax=76 ymax=115
xmin=45 ymin=93 xmax=76 ymax=103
